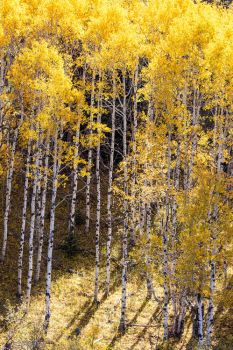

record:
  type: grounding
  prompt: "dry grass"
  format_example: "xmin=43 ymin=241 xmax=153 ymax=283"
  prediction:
xmin=0 ymin=177 xmax=232 ymax=350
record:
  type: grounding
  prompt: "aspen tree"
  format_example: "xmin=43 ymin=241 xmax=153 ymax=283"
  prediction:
xmin=197 ymin=293 xmax=204 ymax=348
xmin=129 ymin=65 xmax=139 ymax=246
xmin=1 ymin=126 xmax=19 ymax=262
xmin=0 ymin=56 xmax=5 ymax=148
xmin=119 ymin=74 xmax=129 ymax=334
xmin=67 ymin=89 xmax=85 ymax=251
xmin=35 ymin=138 xmax=50 ymax=283
xmin=44 ymin=129 xmax=61 ymax=331
xmin=162 ymin=126 xmax=172 ymax=341
xmin=35 ymin=132 xmax=43 ymax=252
xmin=17 ymin=140 xmax=31 ymax=298
xmin=145 ymin=202 xmax=156 ymax=300
xmin=68 ymin=123 xmax=81 ymax=243
xmin=106 ymin=74 xmax=116 ymax=295
xmin=94 ymin=77 xmax=102 ymax=303
xmin=85 ymin=69 xmax=96 ymax=234
xmin=26 ymin=137 xmax=40 ymax=307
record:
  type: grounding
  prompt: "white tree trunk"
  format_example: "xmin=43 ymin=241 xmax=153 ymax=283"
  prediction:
xmin=119 ymin=74 xmax=129 ymax=333
xmin=0 ymin=57 xmax=5 ymax=147
xmin=145 ymin=203 xmax=156 ymax=300
xmin=140 ymin=200 xmax=146 ymax=231
xmin=1 ymin=129 xmax=18 ymax=262
xmin=176 ymin=293 xmax=186 ymax=336
xmin=68 ymin=123 xmax=80 ymax=239
xmin=34 ymin=140 xmax=50 ymax=283
xmin=205 ymin=113 xmax=224 ymax=345
xmin=206 ymin=261 xmax=215 ymax=347
xmin=17 ymin=141 xmax=31 ymax=297
xmin=44 ymin=131 xmax=60 ymax=331
xmin=217 ymin=109 xmax=224 ymax=173
xmin=196 ymin=293 xmax=204 ymax=348
xmin=171 ymin=140 xmax=181 ymax=334
xmin=119 ymin=212 xmax=128 ymax=334
xmin=94 ymin=89 xmax=102 ymax=302
xmin=171 ymin=200 xmax=178 ymax=335
xmin=163 ymin=128 xmax=171 ymax=340
xmin=188 ymin=89 xmax=200 ymax=189
xmin=106 ymin=76 xmax=116 ymax=295
xmin=163 ymin=219 xmax=169 ymax=341
xmin=35 ymin=136 xmax=43 ymax=249
xmin=129 ymin=67 xmax=139 ymax=246
xmin=85 ymin=70 xmax=95 ymax=234
xmin=26 ymin=145 xmax=39 ymax=307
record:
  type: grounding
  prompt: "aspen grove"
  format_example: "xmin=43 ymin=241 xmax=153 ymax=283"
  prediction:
xmin=0 ymin=0 xmax=233 ymax=349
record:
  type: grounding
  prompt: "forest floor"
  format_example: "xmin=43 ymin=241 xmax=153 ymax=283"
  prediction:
xmin=0 ymin=176 xmax=232 ymax=350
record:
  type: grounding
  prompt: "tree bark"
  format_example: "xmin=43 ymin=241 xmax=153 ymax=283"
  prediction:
xmin=26 ymin=142 xmax=39 ymax=307
xmin=196 ymin=293 xmax=204 ymax=348
xmin=17 ymin=141 xmax=31 ymax=298
xmin=34 ymin=139 xmax=50 ymax=283
xmin=176 ymin=293 xmax=186 ymax=337
xmin=68 ymin=122 xmax=81 ymax=240
xmin=44 ymin=130 xmax=60 ymax=331
xmin=85 ymin=69 xmax=95 ymax=234
xmin=206 ymin=261 xmax=215 ymax=347
xmin=94 ymin=83 xmax=102 ymax=303
xmin=119 ymin=74 xmax=129 ymax=333
xmin=129 ymin=66 xmax=139 ymax=246
xmin=163 ymin=127 xmax=172 ymax=341
xmin=145 ymin=202 xmax=156 ymax=300
xmin=162 ymin=217 xmax=169 ymax=341
xmin=1 ymin=128 xmax=18 ymax=262
xmin=106 ymin=75 xmax=116 ymax=295
xmin=0 ymin=57 xmax=5 ymax=147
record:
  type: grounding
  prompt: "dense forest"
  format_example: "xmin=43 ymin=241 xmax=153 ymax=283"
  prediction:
xmin=0 ymin=0 xmax=232 ymax=349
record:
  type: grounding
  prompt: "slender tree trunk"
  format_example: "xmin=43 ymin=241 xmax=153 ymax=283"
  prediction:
xmin=122 ymin=75 xmax=127 ymax=166
xmin=34 ymin=140 xmax=50 ymax=283
xmin=26 ymin=144 xmax=39 ymax=307
xmin=35 ymin=135 xmax=43 ymax=240
xmin=129 ymin=66 xmax=139 ymax=246
xmin=144 ymin=101 xmax=156 ymax=300
xmin=94 ymin=83 xmax=102 ymax=303
xmin=68 ymin=122 xmax=81 ymax=239
xmin=205 ymin=114 xmax=223 ymax=345
xmin=44 ymin=131 xmax=60 ymax=331
xmin=68 ymin=63 xmax=86 ymax=239
xmin=1 ymin=128 xmax=18 ymax=262
xmin=188 ymin=89 xmax=200 ymax=189
xmin=223 ymin=259 xmax=227 ymax=288
xmin=163 ymin=127 xmax=172 ymax=341
xmin=196 ymin=293 xmax=204 ymax=348
xmin=140 ymin=200 xmax=146 ymax=231
xmin=145 ymin=203 xmax=156 ymax=300
xmin=182 ymin=86 xmax=189 ymax=191
xmin=171 ymin=144 xmax=180 ymax=335
xmin=85 ymin=69 xmax=95 ymax=234
xmin=176 ymin=293 xmax=186 ymax=337
xmin=0 ymin=57 xmax=5 ymax=147
xmin=17 ymin=141 xmax=31 ymax=298
xmin=119 ymin=204 xmax=128 ymax=334
xmin=217 ymin=108 xmax=224 ymax=173
xmin=206 ymin=261 xmax=215 ymax=347
xmin=162 ymin=217 xmax=169 ymax=341
xmin=106 ymin=76 xmax=116 ymax=295
xmin=119 ymin=74 xmax=129 ymax=333
xmin=171 ymin=202 xmax=178 ymax=335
